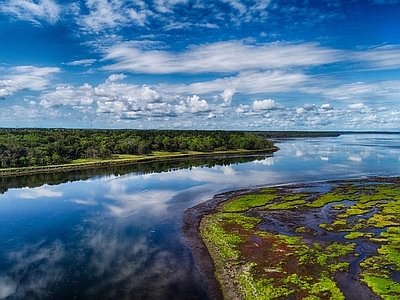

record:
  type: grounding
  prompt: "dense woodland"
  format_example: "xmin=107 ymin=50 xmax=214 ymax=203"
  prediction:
xmin=0 ymin=128 xmax=277 ymax=168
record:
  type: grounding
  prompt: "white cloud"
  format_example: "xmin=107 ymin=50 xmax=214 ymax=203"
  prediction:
xmin=66 ymin=59 xmax=97 ymax=66
xmin=363 ymin=114 xmax=377 ymax=122
xmin=185 ymin=95 xmax=211 ymax=113
xmin=162 ymin=70 xmax=308 ymax=95
xmin=76 ymin=0 xmax=152 ymax=33
xmin=40 ymin=83 xmax=95 ymax=108
xmin=77 ymin=0 xmax=125 ymax=33
xmin=0 ymin=79 xmax=25 ymax=99
xmin=356 ymin=45 xmax=400 ymax=69
xmin=176 ymin=95 xmax=211 ymax=114
xmin=106 ymin=73 xmax=127 ymax=82
xmin=348 ymin=102 xmax=366 ymax=109
xmin=103 ymin=41 xmax=344 ymax=74
xmin=320 ymin=103 xmax=333 ymax=110
xmin=4 ymin=66 xmax=60 ymax=92
xmin=220 ymin=88 xmax=235 ymax=105
xmin=141 ymin=86 xmax=162 ymax=103
xmin=253 ymin=99 xmax=278 ymax=110
xmin=1 ymin=0 xmax=61 ymax=24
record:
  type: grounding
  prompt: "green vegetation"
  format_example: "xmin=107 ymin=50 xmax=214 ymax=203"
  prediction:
xmin=222 ymin=190 xmax=277 ymax=212
xmin=200 ymin=177 xmax=400 ymax=299
xmin=361 ymin=275 xmax=400 ymax=300
xmin=0 ymin=128 xmax=278 ymax=170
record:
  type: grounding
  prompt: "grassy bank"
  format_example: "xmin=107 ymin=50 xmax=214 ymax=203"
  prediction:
xmin=0 ymin=147 xmax=278 ymax=177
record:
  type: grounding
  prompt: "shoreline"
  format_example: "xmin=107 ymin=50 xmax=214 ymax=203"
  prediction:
xmin=182 ymin=188 xmax=258 ymax=300
xmin=0 ymin=148 xmax=278 ymax=178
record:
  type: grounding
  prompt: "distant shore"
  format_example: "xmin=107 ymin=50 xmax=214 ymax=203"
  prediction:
xmin=0 ymin=148 xmax=278 ymax=177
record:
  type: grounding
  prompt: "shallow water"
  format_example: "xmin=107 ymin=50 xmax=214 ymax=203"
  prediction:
xmin=0 ymin=133 xmax=399 ymax=299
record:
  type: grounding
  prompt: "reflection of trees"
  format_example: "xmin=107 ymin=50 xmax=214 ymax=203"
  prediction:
xmin=0 ymin=154 xmax=271 ymax=194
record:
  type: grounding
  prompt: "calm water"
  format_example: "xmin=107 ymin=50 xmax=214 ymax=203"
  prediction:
xmin=0 ymin=133 xmax=399 ymax=299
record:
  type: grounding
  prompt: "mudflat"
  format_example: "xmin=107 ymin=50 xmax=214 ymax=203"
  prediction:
xmin=184 ymin=176 xmax=400 ymax=299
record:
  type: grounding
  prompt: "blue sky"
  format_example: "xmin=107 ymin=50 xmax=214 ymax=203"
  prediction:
xmin=1 ymin=0 xmax=400 ymax=130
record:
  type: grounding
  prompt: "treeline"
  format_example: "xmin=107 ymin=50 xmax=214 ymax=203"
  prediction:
xmin=0 ymin=128 xmax=275 ymax=168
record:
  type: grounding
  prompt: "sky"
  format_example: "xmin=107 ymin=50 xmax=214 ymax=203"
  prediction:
xmin=1 ymin=0 xmax=400 ymax=130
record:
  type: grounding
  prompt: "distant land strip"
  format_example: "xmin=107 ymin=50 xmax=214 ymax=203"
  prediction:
xmin=0 ymin=129 xmax=340 ymax=177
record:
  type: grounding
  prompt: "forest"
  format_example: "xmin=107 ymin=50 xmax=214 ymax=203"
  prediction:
xmin=0 ymin=128 xmax=278 ymax=169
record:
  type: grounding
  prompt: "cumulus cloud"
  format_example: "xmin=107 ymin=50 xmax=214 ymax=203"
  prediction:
xmin=176 ymin=95 xmax=211 ymax=114
xmin=40 ymin=83 xmax=95 ymax=108
xmin=235 ymin=104 xmax=250 ymax=114
xmin=106 ymin=73 xmax=127 ymax=82
xmin=140 ymin=86 xmax=162 ymax=103
xmin=185 ymin=95 xmax=211 ymax=113
xmin=348 ymin=102 xmax=366 ymax=109
xmin=220 ymin=88 xmax=235 ymax=105
xmin=1 ymin=0 xmax=61 ymax=24
xmin=296 ymin=104 xmax=316 ymax=114
xmin=253 ymin=99 xmax=278 ymax=110
xmin=0 ymin=79 xmax=25 ymax=99
xmin=320 ymin=103 xmax=333 ymax=110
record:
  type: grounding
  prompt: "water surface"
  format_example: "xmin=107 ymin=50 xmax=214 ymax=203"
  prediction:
xmin=0 ymin=133 xmax=398 ymax=299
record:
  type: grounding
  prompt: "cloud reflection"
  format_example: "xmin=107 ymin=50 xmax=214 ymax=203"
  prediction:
xmin=69 ymin=198 xmax=98 ymax=206
xmin=0 ymin=276 xmax=16 ymax=299
xmin=104 ymin=189 xmax=174 ymax=217
xmin=18 ymin=185 xmax=63 ymax=199
xmin=253 ymin=156 xmax=276 ymax=165
xmin=77 ymin=216 xmax=203 ymax=299
xmin=348 ymin=155 xmax=363 ymax=162
xmin=0 ymin=240 xmax=65 ymax=299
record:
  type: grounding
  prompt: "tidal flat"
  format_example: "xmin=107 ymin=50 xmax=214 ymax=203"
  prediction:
xmin=194 ymin=176 xmax=400 ymax=300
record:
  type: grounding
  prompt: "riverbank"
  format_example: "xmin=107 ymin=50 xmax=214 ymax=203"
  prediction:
xmin=185 ymin=177 xmax=400 ymax=299
xmin=183 ymin=189 xmax=253 ymax=300
xmin=0 ymin=147 xmax=278 ymax=177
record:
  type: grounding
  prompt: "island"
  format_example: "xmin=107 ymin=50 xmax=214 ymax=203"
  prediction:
xmin=184 ymin=176 xmax=400 ymax=300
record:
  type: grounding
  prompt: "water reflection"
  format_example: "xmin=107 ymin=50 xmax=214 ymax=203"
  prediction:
xmin=0 ymin=134 xmax=399 ymax=299
xmin=0 ymin=154 xmax=269 ymax=194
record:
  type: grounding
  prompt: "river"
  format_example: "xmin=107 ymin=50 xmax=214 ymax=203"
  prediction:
xmin=0 ymin=133 xmax=398 ymax=299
